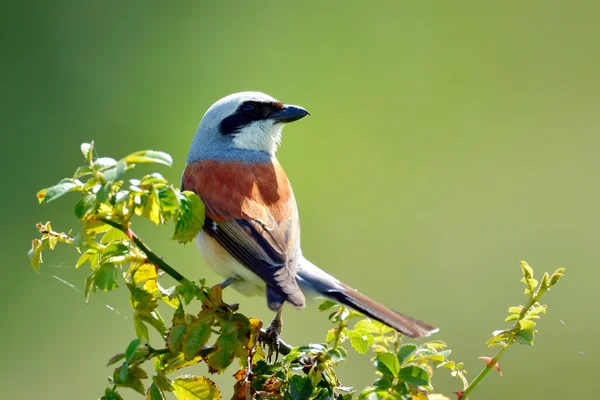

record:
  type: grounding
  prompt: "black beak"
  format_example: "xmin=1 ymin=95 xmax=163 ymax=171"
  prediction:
xmin=272 ymin=105 xmax=310 ymax=123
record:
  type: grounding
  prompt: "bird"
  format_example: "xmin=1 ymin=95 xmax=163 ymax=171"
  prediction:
xmin=182 ymin=91 xmax=438 ymax=339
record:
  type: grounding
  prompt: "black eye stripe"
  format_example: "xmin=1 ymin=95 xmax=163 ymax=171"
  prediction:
xmin=220 ymin=101 xmax=284 ymax=135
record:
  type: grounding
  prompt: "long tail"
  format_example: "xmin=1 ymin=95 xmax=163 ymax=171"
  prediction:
xmin=297 ymin=258 xmax=439 ymax=338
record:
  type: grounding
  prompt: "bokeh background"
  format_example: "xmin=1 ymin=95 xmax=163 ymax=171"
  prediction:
xmin=3 ymin=1 xmax=599 ymax=399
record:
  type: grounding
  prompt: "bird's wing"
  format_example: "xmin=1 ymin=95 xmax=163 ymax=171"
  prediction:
xmin=182 ymin=159 xmax=305 ymax=309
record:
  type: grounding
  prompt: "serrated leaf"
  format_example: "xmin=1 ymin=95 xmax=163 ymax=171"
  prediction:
xmin=146 ymin=382 xmax=166 ymax=400
xmin=354 ymin=319 xmax=381 ymax=334
xmin=375 ymin=352 xmax=400 ymax=377
xmin=288 ymin=375 xmax=313 ymax=400
xmin=143 ymin=189 xmax=163 ymax=225
xmin=206 ymin=334 xmax=238 ymax=373
xmin=38 ymin=178 xmax=80 ymax=204
xmin=505 ymin=314 xmax=519 ymax=322
xmin=172 ymin=375 xmax=220 ymax=400
xmin=183 ymin=319 xmax=212 ymax=360
xmin=348 ymin=329 xmax=374 ymax=355
xmin=397 ymin=343 xmax=417 ymax=365
xmin=172 ymin=191 xmax=205 ymax=244
xmin=516 ymin=329 xmax=535 ymax=345
xmin=114 ymin=365 xmax=148 ymax=394
xmin=168 ymin=324 xmax=187 ymax=353
xmin=157 ymin=186 xmax=179 ymax=219
xmin=398 ymin=365 xmax=430 ymax=387
xmin=94 ymin=263 xmax=118 ymax=291
xmin=132 ymin=264 xmax=159 ymax=285
xmin=518 ymin=320 xmax=536 ymax=330
xmin=101 ymin=388 xmax=124 ymax=400
xmin=74 ymin=194 xmax=96 ymax=219
xmin=124 ymin=150 xmax=173 ymax=167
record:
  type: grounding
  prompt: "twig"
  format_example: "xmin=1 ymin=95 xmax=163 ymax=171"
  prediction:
xmin=99 ymin=218 xmax=192 ymax=285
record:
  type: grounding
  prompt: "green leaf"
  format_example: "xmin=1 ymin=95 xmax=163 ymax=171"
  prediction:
xmin=168 ymin=324 xmax=187 ymax=353
xmin=206 ymin=334 xmax=238 ymax=373
xmin=397 ymin=343 xmax=417 ymax=365
xmin=94 ymin=263 xmax=118 ymax=291
xmin=102 ymin=243 xmax=131 ymax=263
xmin=125 ymin=338 xmax=141 ymax=363
xmin=140 ymin=309 xmax=167 ymax=338
xmin=172 ymin=191 xmax=205 ymax=244
xmin=102 ymin=160 xmax=127 ymax=182
xmin=348 ymin=329 xmax=374 ymax=355
xmin=74 ymin=194 xmax=96 ymax=219
xmin=81 ymin=142 xmax=93 ymax=162
xmin=107 ymin=352 xmax=126 ymax=366
xmin=114 ymin=365 xmax=148 ymax=394
xmin=146 ymin=382 xmax=166 ymax=400
xmin=375 ymin=352 xmax=400 ymax=377
xmin=157 ymin=186 xmax=179 ymax=219
xmin=29 ymin=239 xmax=44 ymax=273
xmin=96 ymin=182 xmax=113 ymax=202
xmin=143 ymin=189 xmax=163 ymax=225
xmin=319 ymin=300 xmax=338 ymax=311
xmin=354 ymin=319 xmax=383 ymax=334
xmin=101 ymin=388 xmax=124 ymax=400
xmin=133 ymin=312 xmax=150 ymax=343
xmin=124 ymin=150 xmax=173 ymax=167
xmin=398 ymin=365 xmax=430 ymax=387
xmin=520 ymin=261 xmax=534 ymax=280
xmin=288 ymin=375 xmax=313 ymax=400
xmin=516 ymin=329 xmax=535 ymax=345
xmin=172 ymin=375 xmax=220 ymax=400
xmin=94 ymin=157 xmax=117 ymax=169
xmin=549 ymin=268 xmax=565 ymax=286
xmin=183 ymin=319 xmax=212 ymax=360
xmin=38 ymin=178 xmax=80 ymax=204
xmin=518 ymin=320 xmax=536 ymax=330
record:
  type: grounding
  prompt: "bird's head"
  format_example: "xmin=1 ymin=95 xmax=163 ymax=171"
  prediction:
xmin=187 ymin=92 xmax=309 ymax=163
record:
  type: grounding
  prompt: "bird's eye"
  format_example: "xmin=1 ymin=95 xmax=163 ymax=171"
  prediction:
xmin=241 ymin=103 xmax=259 ymax=116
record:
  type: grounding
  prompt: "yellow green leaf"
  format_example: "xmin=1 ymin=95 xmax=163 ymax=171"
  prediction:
xmin=172 ymin=375 xmax=220 ymax=400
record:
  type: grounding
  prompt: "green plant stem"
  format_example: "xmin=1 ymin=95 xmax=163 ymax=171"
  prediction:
xmin=462 ymin=345 xmax=508 ymax=397
xmin=463 ymin=286 xmax=540 ymax=397
xmin=100 ymin=218 xmax=191 ymax=285
xmin=101 ymin=217 xmax=297 ymax=358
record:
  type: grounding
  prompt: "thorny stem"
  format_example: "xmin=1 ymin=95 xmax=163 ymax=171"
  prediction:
xmin=462 ymin=283 xmax=540 ymax=397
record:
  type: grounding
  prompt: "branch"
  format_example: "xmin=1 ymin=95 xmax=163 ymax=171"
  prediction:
xmin=100 ymin=218 xmax=192 ymax=285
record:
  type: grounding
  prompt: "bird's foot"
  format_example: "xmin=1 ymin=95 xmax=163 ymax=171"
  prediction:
xmin=261 ymin=310 xmax=283 ymax=363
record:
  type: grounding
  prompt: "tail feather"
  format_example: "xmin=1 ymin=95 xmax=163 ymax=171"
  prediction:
xmin=297 ymin=258 xmax=439 ymax=338
xmin=324 ymin=284 xmax=439 ymax=338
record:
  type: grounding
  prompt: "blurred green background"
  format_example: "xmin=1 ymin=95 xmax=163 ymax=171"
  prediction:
xmin=3 ymin=1 xmax=599 ymax=399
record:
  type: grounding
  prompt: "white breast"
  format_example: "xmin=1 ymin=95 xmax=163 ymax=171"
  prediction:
xmin=195 ymin=231 xmax=266 ymax=296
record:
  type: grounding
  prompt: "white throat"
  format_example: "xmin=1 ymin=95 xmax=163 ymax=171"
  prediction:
xmin=232 ymin=121 xmax=284 ymax=155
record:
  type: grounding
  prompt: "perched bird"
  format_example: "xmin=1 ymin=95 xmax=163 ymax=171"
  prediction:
xmin=182 ymin=92 xmax=438 ymax=338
